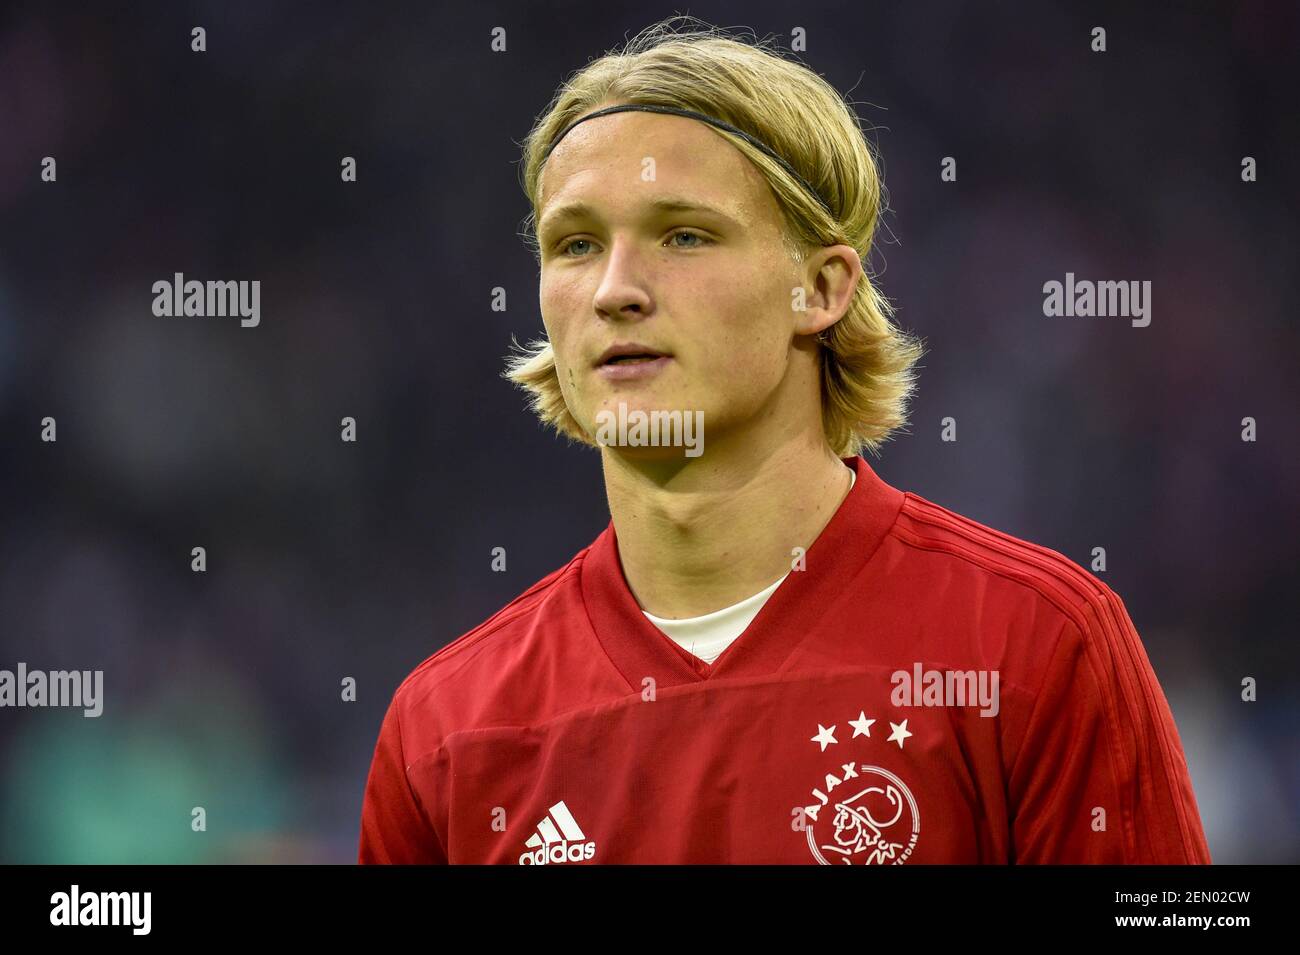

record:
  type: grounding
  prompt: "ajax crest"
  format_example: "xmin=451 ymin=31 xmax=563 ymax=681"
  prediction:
xmin=798 ymin=713 xmax=920 ymax=864
xmin=804 ymin=766 xmax=919 ymax=865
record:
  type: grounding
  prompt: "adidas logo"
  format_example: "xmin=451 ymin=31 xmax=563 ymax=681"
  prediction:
xmin=518 ymin=800 xmax=597 ymax=865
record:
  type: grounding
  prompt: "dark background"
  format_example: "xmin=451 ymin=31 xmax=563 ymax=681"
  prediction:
xmin=0 ymin=1 xmax=1295 ymax=863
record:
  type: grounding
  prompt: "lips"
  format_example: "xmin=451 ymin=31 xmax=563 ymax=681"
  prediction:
xmin=595 ymin=343 xmax=671 ymax=367
xmin=595 ymin=351 xmax=673 ymax=381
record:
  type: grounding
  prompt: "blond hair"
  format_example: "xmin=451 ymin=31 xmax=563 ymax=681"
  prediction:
xmin=504 ymin=15 xmax=924 ymax=458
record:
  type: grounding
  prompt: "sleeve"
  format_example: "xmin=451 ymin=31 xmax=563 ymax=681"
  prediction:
xmin=1006 ymin=586 xmax=1212 ymax=863
xmin=358 ymin=691 xmax=448 ymax=864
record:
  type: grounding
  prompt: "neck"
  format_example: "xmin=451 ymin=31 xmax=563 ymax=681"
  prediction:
xmin=601 ymin=430 xmax=855 ymax=619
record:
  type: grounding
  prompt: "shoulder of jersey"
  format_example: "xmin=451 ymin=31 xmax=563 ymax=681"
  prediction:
xmin=392 ymin=546 xmax=590 ymax=698
xmin=894 ymin=490 xmax=1123 ymax=630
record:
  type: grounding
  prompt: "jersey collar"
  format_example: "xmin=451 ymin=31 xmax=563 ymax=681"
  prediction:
xmin=579 ymin=454 xmax=905 ymax=689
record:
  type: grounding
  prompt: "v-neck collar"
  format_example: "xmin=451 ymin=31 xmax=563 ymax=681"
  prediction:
xmin=580 ymin=455 xmax=905 ymax=690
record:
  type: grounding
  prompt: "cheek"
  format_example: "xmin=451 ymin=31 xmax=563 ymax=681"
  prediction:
xmin=539 ymin=274 xmax=588 ymax=408
xmin=687 ymin=269 xmax=791 ymax=387
xmin=540 ymin=276 xmax=580 ymax=360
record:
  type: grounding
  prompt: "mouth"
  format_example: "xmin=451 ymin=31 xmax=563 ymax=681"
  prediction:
xmin=595 ymin=352 xmax=673 ymax=381
xmin=603 ymin=354 xmax=663 ymax=365
xmin=595 ymin=343 xmax=672 ymax=367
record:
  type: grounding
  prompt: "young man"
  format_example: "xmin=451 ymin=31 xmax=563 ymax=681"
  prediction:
xmin=359 ymin=22 xmax=1211 ymax=864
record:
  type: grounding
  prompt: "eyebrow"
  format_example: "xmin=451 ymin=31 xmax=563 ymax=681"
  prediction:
xmin=537 ymin=196 xmax=742 ymax=236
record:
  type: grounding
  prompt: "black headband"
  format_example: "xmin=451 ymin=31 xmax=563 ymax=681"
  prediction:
xmin=541 ymin=103 xmax=834 ymax=217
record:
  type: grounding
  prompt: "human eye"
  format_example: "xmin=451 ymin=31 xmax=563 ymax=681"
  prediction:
xmin=550 ymin=236 xmax=599 ymax=258
xmin=665 ymin=229 xmax=714 ymax=250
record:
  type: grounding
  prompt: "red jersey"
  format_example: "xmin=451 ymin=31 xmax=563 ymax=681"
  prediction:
xmin=358 ymin=454 xmax=1211 ymax=864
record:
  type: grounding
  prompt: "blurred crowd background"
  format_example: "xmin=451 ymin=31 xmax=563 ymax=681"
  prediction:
xmin=0 ymin=2 xmax=1295 ymax=863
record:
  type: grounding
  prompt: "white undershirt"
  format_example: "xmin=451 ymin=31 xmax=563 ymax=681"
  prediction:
xmin=642 ymin=468 xmax=856 ymax=664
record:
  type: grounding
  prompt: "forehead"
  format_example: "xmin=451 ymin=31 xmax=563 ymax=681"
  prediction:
xmin=537 ymin=108 xmax=773 ymax=226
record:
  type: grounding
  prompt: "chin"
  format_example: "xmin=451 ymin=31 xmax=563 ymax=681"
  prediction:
xmin=599 ymin=443 xmax=695 ymax=464
xmin=585 ymin=399 xmax=709 ymax=461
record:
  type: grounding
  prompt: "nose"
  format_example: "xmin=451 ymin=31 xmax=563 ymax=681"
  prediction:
xmin=592 ymin=236 xmax=653 ymax=322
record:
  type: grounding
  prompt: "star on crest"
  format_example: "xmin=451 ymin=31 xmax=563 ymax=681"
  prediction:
xmin=849 ymin=711 xmax=876 ymax=738
xmin=887 ymin=719 xmax=912 ymax=749
xmin=811 ymin=724 xmax=837 ymax=751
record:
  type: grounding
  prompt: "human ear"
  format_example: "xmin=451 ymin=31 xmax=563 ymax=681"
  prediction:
xmin=791 ymin=245 xmax=863 ymax=337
